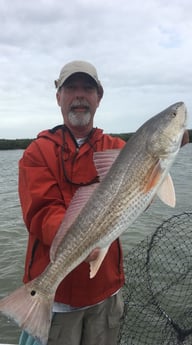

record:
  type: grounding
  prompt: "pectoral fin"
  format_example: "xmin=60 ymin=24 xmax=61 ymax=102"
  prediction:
xmin=89 ymin=246 xmax=109 ymax=279
xmin=144 ymin=161 xmax=176 ymax=208
xmin=144 ymin=161 xmax=162 ymax=192
xmin=157 ymin=173 xmax=176 ymax=207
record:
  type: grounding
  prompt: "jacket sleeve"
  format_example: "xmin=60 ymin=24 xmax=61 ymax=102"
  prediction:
xmin=18 ymin=141 xmax=66 ymax=247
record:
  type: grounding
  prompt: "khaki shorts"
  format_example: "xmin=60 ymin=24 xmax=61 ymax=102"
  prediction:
xmin=48 ymin=290 xmax=124 ymax=345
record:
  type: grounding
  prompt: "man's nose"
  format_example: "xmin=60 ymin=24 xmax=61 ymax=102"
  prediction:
xmin=74 ymin=86 xmax=87 ymax=98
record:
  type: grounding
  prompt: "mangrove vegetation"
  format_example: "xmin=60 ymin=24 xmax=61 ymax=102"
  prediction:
xmin=0 ymin=130 xmax=191 ymax=150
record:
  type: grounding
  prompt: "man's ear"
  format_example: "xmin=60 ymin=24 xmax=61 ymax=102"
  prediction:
xmin=56 ymin=91 xmax=61 ymax=106
xmin=96 ymin=89 xmax=103 ymax=107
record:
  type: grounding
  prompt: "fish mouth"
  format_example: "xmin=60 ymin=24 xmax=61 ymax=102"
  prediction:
xmin=173 ymin=102 xmax=187 ymax=127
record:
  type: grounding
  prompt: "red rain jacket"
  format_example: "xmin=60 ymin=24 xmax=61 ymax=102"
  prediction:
xmin=19 ymin=125 xmax=125 ymax=307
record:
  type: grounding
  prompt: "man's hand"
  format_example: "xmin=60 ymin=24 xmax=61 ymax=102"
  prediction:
xmin=181 ymin=130 xmax=189 ymax=147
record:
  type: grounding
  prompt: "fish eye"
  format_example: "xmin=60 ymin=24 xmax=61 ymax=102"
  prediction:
xmin=31 ymin=290 xmax=36 ymax=296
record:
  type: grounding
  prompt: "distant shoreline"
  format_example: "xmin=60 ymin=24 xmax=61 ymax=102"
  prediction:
xmin=0 ymin=130 xmax=191 ymax=150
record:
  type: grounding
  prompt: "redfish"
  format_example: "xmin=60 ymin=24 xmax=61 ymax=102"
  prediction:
xmin=0 ymin=102 xmax=187 ymax=344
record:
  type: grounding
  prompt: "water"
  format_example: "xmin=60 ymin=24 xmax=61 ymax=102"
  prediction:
xmin=0 ymin=150 xmax=26 ymax=343
xmin=0 ymin=145 xmax=191 ymax=344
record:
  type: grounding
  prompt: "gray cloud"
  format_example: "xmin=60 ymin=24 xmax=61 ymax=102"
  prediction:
xmin=0 ymin=0 xmax=192 ymax=138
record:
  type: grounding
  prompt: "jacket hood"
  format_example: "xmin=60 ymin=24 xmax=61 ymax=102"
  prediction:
xmin=36 ymin=124 xmax=104 ymax=148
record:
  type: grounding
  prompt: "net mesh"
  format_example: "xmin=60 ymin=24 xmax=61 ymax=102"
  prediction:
xmin=119 ymin=211 xmax=192 ymax=345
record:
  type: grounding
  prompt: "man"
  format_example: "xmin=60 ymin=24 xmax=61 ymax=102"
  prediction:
xmin=18 ymin=60 xmax=125 ymax=345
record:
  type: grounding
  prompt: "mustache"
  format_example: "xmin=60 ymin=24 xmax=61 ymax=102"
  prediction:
xmin=70 ymin=100 xmax=90 ymax=110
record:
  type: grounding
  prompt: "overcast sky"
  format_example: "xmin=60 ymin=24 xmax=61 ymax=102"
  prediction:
xmin=1 ymin=0 xmax=192 ymax=139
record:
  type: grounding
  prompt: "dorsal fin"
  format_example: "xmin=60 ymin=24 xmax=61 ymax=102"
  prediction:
xmin=93 ymin=149 xmax=121 ymax=181
xmin=50 ymin=148 xmax=121 ymax=262
xmin=50 ymin=184 xmax=98 ymax=262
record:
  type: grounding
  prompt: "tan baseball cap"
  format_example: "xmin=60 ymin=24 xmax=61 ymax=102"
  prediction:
xmin=54 ymin=60 xmax=104 ymax=97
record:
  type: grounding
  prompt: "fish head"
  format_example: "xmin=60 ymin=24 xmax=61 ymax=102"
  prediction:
xmin=146 ymin=102 xmax=187 ymax=160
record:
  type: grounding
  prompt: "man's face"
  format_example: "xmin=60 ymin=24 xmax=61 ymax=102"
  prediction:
xmin=56 ymin=73 xmax=102 ymax=130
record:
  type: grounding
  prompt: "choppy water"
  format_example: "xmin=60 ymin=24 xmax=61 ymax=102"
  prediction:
xmin=0 ymin=145 xmax=191 ymax=344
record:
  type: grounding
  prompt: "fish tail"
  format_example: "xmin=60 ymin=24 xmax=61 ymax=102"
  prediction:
xmin=0 ymin=280 xmax=54 ymax=345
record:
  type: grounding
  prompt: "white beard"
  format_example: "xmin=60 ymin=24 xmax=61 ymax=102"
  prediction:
xmin=67 ymin=110 xmax=92 ymax=127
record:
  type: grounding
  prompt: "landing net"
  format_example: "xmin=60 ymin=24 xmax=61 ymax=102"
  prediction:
xmin=119 ymin=211 xmax=192 ymax=345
